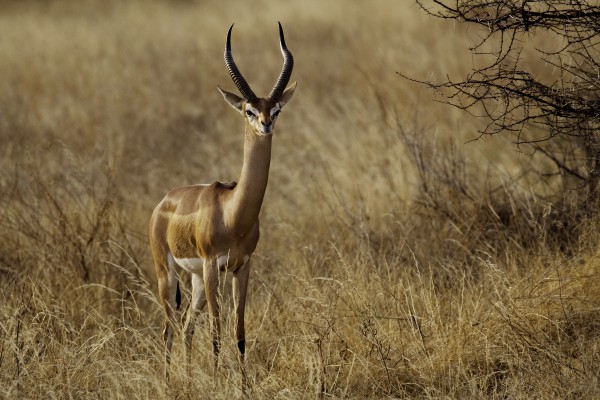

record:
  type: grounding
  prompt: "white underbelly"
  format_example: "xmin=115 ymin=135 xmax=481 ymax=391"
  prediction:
xmin=167 ymin=252 xmax=249 ymax=273
xmin=171 ymin=254 xmax=204 ymax=273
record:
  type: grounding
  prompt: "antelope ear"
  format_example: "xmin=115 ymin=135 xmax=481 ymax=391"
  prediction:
xmin=278 ymin=81 xmax=296 ymax=108
xmin=218 ymin=86 xmax=244 ymax=113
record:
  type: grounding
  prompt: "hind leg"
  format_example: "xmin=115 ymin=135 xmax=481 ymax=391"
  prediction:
xmin=156 ymin=256 xmax=180 ymax=380
xmin=183 ymin=272 xmax=207 ymax=367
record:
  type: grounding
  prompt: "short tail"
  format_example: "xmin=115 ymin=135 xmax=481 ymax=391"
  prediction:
xmin=176 ymin=282 xmax=181 ymax=310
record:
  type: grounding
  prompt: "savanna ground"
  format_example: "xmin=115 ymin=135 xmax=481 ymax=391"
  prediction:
xmin=1 ymin=1 xmax=599 ymax=398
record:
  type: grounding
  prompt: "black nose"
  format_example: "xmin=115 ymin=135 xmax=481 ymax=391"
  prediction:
xmin=261 ymin=120 xmax=271 ymax=127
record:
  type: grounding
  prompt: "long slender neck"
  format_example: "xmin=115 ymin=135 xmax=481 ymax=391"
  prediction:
xmin=225 ymin=122 xmax=273 ymax=234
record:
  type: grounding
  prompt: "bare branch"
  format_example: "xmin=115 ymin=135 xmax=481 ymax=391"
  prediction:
xmin=411 ymin=0 xmax=600 ymax=191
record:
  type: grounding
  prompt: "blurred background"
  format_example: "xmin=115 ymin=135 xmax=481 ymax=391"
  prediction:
xmin=1 ymin=1 xmax=598 ymax=398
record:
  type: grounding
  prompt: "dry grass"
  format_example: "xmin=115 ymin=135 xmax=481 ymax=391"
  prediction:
xmin=1 ymin=1 xmax=600 ymax=398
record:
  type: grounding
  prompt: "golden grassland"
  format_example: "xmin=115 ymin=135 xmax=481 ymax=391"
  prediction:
xmin=1 ymin=1 xmax=599 ymax=398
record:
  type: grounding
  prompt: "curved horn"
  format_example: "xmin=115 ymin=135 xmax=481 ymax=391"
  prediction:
xmin=268 ymin=22 xmax=294 ymax=101
xmin=224 ymin=24 xmax=256 ymax=100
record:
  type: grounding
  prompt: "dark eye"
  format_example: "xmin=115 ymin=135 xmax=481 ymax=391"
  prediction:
xmin=273 ymin=110 xmax=281 ymax=117
xmin=245 ymin=110 xmax=255 ymax=118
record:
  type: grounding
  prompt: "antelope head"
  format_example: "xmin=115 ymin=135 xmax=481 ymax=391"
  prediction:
xmin=218 ymin=22 xmax=296 ymax=136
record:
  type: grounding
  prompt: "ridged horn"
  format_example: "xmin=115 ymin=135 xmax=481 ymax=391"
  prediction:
xmin=224 ymin=23 xmax=256 ymax=100
xmin=268 ymin=22 xmax=294 ymax=101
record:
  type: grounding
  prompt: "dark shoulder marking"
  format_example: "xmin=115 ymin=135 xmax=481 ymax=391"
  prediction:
xmin=215 ymin=181 xmax=237 ymax=190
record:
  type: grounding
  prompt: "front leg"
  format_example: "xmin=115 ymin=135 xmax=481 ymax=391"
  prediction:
xmin=233 ymin=258 xmax=250 ymax=387
xmin=203 ymin=258 xmax=221 ymax=377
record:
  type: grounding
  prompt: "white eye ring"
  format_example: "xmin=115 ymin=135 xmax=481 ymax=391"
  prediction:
xmin=245 ymin=110 xmax=256 ymax=118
